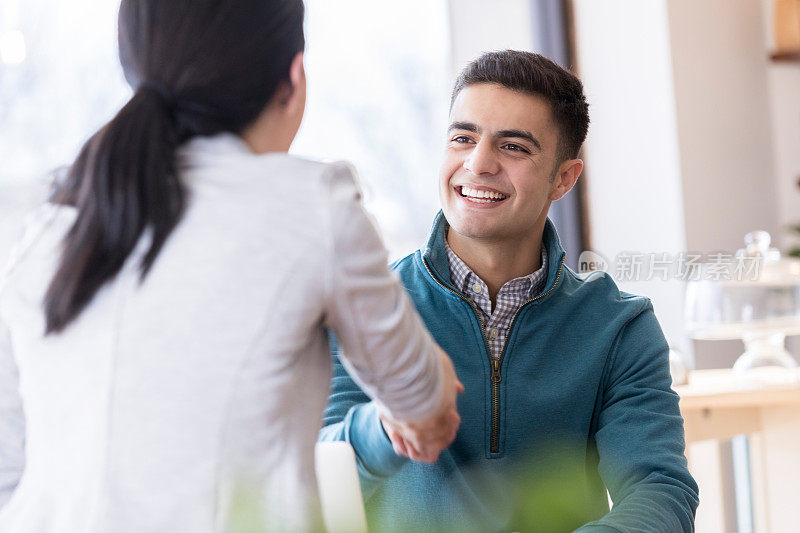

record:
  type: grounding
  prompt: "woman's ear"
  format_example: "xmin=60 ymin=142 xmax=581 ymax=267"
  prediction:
xmin=285 ymin=52 xmax=305 ymax=112
xmin=271 ymin=52 xmax=305 ymax=109
xmin=289 ymin=52 xmax=305 ymax=88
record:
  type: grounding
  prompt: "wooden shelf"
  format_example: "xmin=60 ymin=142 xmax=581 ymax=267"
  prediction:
xmin=770 ymin=50 xmax=800 ymax=62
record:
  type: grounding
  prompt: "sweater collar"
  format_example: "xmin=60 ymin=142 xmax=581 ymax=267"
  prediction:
xmin=420 ymin=211 xmax=567 ymax=297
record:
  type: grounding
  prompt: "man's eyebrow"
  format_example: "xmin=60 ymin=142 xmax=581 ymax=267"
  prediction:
xmin=447 ymin=121 xmax=479 ymax=133
xmin=496 ymin=129 xmax=542 ymax=151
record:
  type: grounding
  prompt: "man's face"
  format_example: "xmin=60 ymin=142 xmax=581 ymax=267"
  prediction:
xmin=439 ymin=83 xmax=561 ymax=244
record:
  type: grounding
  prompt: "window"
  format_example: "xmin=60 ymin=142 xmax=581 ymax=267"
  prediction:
xmin=0 ymin=0 xmax=129 ymax=261
xmin=293 ymin=0 xmax=451 ymax=259
xmin=0 ymin=0 xmax=451 ymax=263
xmin=0 ymin=0 xmax=129 ymax=185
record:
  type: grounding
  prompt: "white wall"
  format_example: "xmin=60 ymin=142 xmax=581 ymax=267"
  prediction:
xmin=572 ymin=0 xmax=790 ymax=371
xmin=667 ymin=0 xmax=783 ymax=372
xmin=447 ymin=0 xmax=534 ymax=77
xmin=668 ymin=0 xmax=779 ymax=254
xmin=571 ymin=0 xmax=691 ymax=359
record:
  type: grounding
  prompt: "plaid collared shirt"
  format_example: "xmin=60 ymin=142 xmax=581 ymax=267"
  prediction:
xmin=444 ymin=230 xmax=548 ymax=360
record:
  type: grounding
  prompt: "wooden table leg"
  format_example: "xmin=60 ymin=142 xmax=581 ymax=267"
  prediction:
xmin=687 ymin=439 xmax=731 ymax=533
xmin=749 ymin=405 xmax=800 ymax=532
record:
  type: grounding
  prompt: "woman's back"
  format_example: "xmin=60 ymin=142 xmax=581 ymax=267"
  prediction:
xmin=0 ymin=134 xmax=386 ymax=532
xmin=0 ymin=3 xmax=463 ymax=531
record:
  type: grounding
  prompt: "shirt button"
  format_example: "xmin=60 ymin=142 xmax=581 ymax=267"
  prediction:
xmin=490 ymin=328 xmax=499 ymax=339
xmin=472 ymin=282 xmax=483 ymax=293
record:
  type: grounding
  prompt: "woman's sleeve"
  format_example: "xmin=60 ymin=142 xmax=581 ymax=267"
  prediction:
xmin=0 ymin=317 xmax=24 ymax=509
xmin=322 ymin=161 xmax=443 ymax=423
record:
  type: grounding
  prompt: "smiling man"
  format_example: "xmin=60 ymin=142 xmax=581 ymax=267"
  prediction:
xmin=320 ymin=51 xmax=698 ymax=532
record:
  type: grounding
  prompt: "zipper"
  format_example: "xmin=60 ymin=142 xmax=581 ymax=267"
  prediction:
xmin=490 ymin=359 xmax=502 ymax=452
xmin=420 ymin=258 xmax=492 ymax=348
xmin=422 ymin=255 xmax=566 ymax=454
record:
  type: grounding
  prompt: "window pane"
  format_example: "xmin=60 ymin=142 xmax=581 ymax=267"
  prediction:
xmin=0 ymin=1 xmax=452 ymax=262
xmin=0 ymin=0 xmax=129 ymax=263
xmin=293 ymin=0 xmax=451 ymax=259
xmin=0 ymin=0 xmax=129 ymax=185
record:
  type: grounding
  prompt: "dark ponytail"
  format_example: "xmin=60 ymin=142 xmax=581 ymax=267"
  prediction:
xmin=45 ymin=0 xmax=305 ymax=334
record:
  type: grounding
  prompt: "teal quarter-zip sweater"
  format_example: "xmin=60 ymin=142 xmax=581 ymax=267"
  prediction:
xmin=319 ymin=213 xmax=698 ymax=532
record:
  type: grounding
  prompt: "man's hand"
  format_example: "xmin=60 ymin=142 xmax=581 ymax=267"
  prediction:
xmin=380 ymin=346 xmax=464 ymax=463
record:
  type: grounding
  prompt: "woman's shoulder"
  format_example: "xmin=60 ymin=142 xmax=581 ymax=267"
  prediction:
xmin=276 ymin=156 xmax=357 ymax=182
xmin=246 ymin=155 xmax=363 ymax=202
xmin=178 ymin=133 xmax=359 ymax=188
xmin=251 ymin=153 xmax=358 ymax=181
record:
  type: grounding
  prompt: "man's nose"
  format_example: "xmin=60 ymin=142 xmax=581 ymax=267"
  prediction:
xmin=463 ymin=141 xmax=500 ymax=176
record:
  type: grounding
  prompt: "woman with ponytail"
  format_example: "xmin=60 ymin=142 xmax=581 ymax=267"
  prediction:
xmin=0 ymin=1 xmax=462 ymax=531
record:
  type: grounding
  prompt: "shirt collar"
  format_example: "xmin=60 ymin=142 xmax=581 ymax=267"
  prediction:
xmin=442 ymin=226 xmax=549 ymax=299
xmin=421 ymin=211 xmax=566 ymax=299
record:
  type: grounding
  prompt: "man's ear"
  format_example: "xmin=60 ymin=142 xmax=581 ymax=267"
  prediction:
xmin=549 ymin=158 xmax=583 ymax=202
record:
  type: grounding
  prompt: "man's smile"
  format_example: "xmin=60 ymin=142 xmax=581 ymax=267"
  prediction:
xmin=454 ymin=184 xmax=509 ymax=205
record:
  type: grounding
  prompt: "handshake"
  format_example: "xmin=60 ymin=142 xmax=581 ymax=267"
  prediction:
xmin=379 ymin=346 xmax=464 ymax=463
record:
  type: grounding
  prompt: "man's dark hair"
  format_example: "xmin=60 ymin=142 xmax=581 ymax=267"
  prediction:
xmin=450 ymin=50 xmax=589 ymax=166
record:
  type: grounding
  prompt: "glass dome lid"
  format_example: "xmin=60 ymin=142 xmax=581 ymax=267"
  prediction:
xmin=685 ymin=231 xmax=800 ymax=341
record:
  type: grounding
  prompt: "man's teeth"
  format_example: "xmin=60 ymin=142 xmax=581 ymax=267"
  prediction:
xmin=460 ymin=186 xmax=507 ymax=201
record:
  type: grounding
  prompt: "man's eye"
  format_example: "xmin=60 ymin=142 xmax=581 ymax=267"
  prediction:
xmin=452 ymin=135 xmax=473 ymax=143
xmin=503 ymin=143 xmax=529 ymax=153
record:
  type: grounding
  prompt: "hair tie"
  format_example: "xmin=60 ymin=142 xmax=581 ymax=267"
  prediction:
xmin=138 ymin=81 xmax=177 ymax=109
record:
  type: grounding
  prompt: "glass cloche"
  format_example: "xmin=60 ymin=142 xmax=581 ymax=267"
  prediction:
xmin=684 ymin=231 xmax=800 ymax=376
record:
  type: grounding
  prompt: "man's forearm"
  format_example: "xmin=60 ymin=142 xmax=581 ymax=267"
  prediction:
xmin=319 ymin=401 xmax=408 ymax=498
xmin=577 ymin=481 xmax=697 ymax=532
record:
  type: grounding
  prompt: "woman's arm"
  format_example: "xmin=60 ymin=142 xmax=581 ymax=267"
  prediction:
xmin=322 ymin=162 xmax=459 ymax=458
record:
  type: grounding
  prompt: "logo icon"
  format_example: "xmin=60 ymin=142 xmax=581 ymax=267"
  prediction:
xmin=578 ymin=250 xmax=609 ymax=274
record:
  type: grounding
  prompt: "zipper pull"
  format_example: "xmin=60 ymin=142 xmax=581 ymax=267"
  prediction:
xmin=491 ymin=359 xmax=502 ymax=383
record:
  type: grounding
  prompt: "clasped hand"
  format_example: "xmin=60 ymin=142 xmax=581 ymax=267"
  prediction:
xmin=380 ymin=347 xmax=464 ymax=463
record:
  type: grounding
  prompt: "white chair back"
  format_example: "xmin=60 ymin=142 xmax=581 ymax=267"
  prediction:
xmin=315 ymin=441 xmax=369 ymax=533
